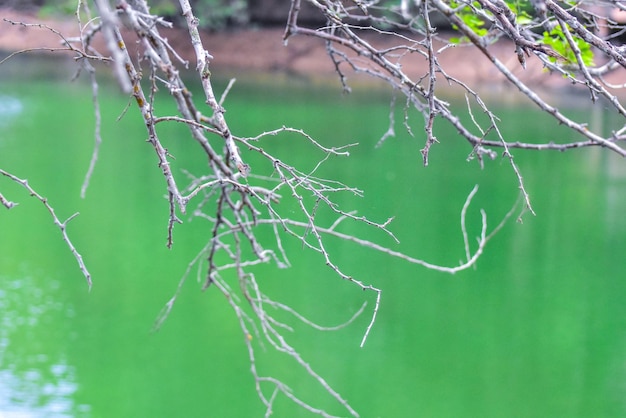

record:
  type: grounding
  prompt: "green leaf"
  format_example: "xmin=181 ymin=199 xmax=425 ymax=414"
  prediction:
xmin=449 ymin=1 xmax=488 ymax=39
xmin=542 ymin=24 xmax=594 ymax=67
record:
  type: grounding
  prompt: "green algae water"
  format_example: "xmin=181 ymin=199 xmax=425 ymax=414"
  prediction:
xmin=1 ymin=55 xmax=626 ymax=417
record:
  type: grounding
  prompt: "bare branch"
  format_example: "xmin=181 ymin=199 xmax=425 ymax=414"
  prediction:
xmin=0 ymin=169 xmax=92 ymax=288
xmin=7 ymin=1 xmax=626 ymax=416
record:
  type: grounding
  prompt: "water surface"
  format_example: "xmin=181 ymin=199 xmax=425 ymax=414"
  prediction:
xmin=1 ymin=56 xmax=626 ymax=417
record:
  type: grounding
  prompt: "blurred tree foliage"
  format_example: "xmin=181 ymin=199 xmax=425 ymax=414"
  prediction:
xmin=9 ymin=0 xmax=249 ymax=29
xmin=148 ymin=0 xmax=249 ymax=29
xmin=190 ymin=0 xmax=249 ymax=28
xmin=38 ymin=0 xmax=78 ymax=16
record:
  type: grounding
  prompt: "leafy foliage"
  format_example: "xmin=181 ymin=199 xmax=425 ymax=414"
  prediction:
xmin=189 ymin=0 xmax=248 ymax=29
xmin=542 ymin=24 xmax=595 ymax=66
xmin=449 ymin=1 xmax=488 ymax=43
xmin=38 ymin=0 xmax=77 ymax=17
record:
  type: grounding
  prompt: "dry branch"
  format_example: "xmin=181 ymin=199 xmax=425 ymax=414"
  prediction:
xmin=3 ymin=0 xmax=626 ymax=416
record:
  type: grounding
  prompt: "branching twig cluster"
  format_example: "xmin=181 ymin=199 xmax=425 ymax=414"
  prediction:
xmin=284 ymin=0 xmax=626 ymax=216
xmin=4 ymin=0 xmax=626 ymax=416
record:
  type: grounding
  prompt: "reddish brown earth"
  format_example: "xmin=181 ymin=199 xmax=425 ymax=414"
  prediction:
xmin=2 ymin=8 xmax=626 ymax=96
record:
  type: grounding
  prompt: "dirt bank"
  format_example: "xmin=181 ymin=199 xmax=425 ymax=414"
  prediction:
xmin=2 ymin=8 xmax=626 ymax=95
xmin=0 ymin=9 xmax=326 ymax=72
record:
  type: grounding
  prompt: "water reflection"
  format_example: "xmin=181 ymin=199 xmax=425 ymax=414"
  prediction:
xmin=0 ymin=95 xmax=22 ymax=128
xmin=0 ymin=273 xmax=89 ymax=417
xmin=604 ymin=153 xmax=626 ymax=240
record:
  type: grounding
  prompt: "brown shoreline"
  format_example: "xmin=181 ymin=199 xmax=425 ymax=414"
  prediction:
xmin=2 ymin=8 xmax=626 ymax=97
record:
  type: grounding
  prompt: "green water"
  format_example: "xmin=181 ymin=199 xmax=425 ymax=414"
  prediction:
xmin=1 ymin=57 xmax=626 ymax=417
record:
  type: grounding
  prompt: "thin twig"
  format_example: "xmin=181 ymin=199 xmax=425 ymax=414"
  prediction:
xmin=0 ymin=169 xmax=92 ymax=288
